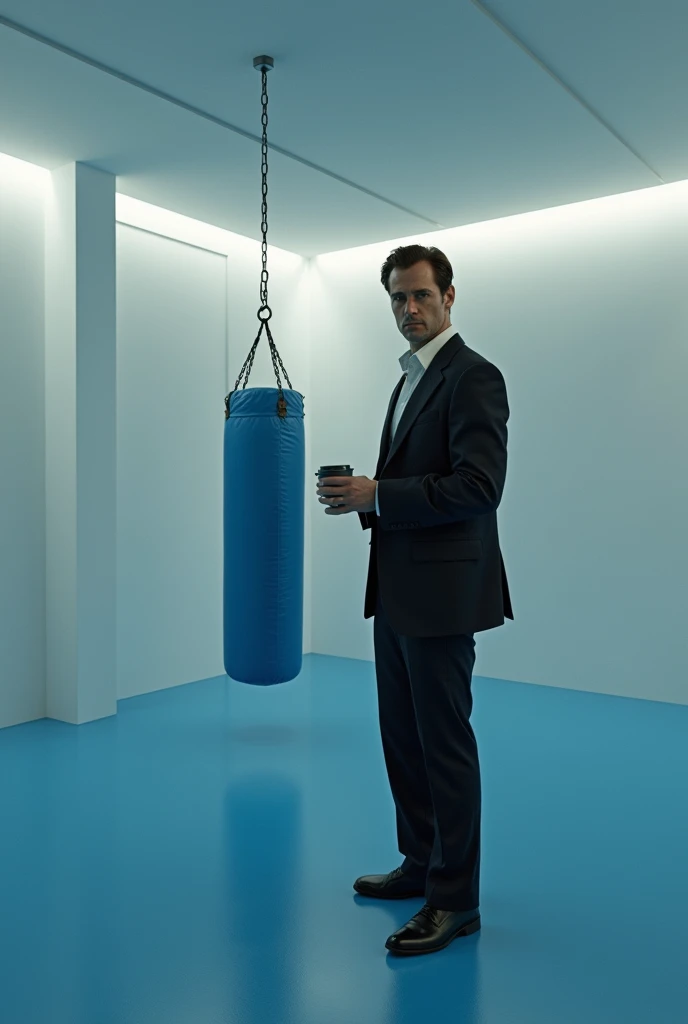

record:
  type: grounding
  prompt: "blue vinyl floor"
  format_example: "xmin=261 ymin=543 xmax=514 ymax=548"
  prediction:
xmin=1 ymin=654 xmax=687 ymax=1024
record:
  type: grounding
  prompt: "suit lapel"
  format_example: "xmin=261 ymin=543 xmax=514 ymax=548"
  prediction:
xmin=378 ymin=333 xmax=466 ymax=473
xmin=381 ymin=364 xmax=444 ymax=471
xmin=375 ymin=376 xmax=405 ymax=477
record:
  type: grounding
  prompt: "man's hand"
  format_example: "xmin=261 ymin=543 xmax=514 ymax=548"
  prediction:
xmin=317 ymin=475 xmax=377 ymax=515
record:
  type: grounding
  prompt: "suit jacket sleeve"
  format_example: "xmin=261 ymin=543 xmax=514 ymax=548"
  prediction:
xmin=357 ymin=483 xmax=380 ymax=530
xmin=376 ymin=362 xmax=509 ymax=530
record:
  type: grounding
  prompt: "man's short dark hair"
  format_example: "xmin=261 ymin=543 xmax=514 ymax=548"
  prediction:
xmin=380 ymin=244 xmax=454 ymax=296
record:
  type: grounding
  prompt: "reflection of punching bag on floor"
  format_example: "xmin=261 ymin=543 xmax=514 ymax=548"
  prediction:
xmin=223 ymin=55 xmax=305 ymax=686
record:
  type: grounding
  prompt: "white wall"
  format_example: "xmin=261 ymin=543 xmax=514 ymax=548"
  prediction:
xmin=0 ymin=156 xmax=47 ymax=729
xmin=0 ymin=169 xmax=311 ymax=726
xmin=3 ymin=151 xmax=687 ymax=726
xmin=115 ymin=209 xmax=311 ymax=700
xmin=116 ymin=225 xmax=226 ymax=699
xmin=309 ymin=181 xmax=688 ymax=706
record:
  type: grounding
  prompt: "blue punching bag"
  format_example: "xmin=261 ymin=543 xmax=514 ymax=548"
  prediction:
xmin=224 ymin=56 xmax=305 ymax=684
xmin=223 ymin=334 xmax=305 ymax=685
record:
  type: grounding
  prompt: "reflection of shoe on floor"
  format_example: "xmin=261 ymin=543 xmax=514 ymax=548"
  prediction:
xmin=353 ymin=866 xmax=426 ymax=900
xmin=386 ymin=904 xmax=481 ymax=956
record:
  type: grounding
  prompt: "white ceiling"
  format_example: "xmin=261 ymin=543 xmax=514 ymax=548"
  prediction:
xmin=0 ymin=0 xmax=686 ymax=256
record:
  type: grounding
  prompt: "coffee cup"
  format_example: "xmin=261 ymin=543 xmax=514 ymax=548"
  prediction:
xmin=316 ymin=465 xmax=353 ymax=508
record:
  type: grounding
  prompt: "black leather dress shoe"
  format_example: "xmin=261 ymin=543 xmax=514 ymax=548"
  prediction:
xmin=353 ymin=866 xmax=426 ymax=900
xmin=385 ymin=903 xmax=481 ymax=955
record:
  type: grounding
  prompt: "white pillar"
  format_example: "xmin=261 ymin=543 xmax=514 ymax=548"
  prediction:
xmin=45 ymin=163 xmax=117 ymax=724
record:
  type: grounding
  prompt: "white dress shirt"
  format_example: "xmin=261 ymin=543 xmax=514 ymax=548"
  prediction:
xmin=375 ymin=324 xmax=457 ymax=516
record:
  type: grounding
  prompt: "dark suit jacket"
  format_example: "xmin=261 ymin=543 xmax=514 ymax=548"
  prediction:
xmin=358 ymin=332 xmax=513 ymax=636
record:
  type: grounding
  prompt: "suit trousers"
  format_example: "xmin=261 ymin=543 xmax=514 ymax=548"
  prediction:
xmin=373 ymin=592 xmax=480 ymax=911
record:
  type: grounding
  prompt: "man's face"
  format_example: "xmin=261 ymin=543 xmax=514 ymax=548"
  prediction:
xmin=388 ymin=261 xmax=455 ymax=350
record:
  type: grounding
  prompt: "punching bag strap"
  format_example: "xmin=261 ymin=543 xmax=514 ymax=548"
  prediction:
xmin=225 ymin=56 xmax=296 ymax=422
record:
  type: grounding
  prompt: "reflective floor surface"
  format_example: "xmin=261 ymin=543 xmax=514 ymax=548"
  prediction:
xmin=1 ymin=654 xmax=687 ymax=1023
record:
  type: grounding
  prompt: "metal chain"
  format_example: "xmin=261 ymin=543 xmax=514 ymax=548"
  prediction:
xmin=259 ymin=67 xmax=270 ymax=317
xmin=266 ymin=321 xmax=293 ymax=390
xmin=225 ymin=58 xmax=297 ymax=421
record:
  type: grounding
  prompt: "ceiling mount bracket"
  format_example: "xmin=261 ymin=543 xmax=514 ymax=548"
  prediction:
xmin=253 ymin=55 xmax=274 ymax=73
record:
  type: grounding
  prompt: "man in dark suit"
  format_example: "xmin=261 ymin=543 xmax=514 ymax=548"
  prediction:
xmin=316 ymin=244 xmax=512 ymax=956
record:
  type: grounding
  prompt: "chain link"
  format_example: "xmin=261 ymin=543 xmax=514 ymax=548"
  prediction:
xmin=225 ymin=61 xmax=297 ymax=420
xmin=259 ymin=68 xmax=270 ymax=315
